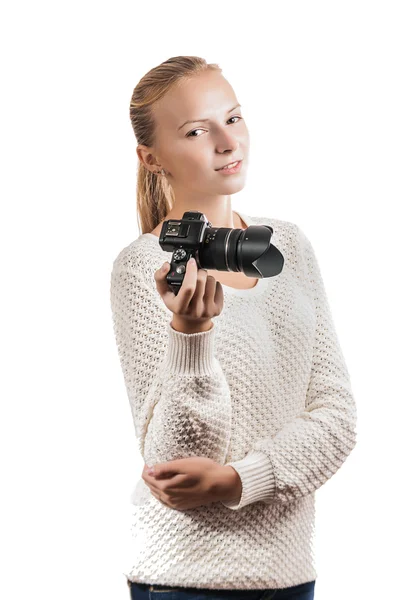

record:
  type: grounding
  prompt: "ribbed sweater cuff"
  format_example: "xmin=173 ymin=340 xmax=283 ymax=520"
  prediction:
xmin=221 ymin=451 xmax=276 ymax=510
xmin=164 ymin=321 xmax=217 ymax=376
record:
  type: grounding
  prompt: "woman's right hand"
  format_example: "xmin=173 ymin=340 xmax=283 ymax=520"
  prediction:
xmin=154 ymin=258 xmax=224 ymax=333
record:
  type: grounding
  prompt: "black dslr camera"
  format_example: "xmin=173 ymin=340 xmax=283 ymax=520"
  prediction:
xmin=157 ymin=211 xmax=284 ymax=295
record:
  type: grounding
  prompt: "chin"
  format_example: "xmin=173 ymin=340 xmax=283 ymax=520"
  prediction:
xmin=219 ymin=175 xmax=247 ymax=190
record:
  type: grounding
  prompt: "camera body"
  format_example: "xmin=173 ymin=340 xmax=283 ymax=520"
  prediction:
xmin=157 ymin=211 xmax=284 ymax=295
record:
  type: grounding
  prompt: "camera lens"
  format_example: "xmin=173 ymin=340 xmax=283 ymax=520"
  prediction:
xmin=198 ymin=225 xmax=282 ymax=279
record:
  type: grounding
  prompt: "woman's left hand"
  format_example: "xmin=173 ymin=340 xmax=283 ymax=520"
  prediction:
xmin=141 ymin=456 xmax=241 ymax=511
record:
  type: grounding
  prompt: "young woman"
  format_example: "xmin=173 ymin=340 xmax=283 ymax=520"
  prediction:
xmin=110 ymin=55 xmax=357 ymax=600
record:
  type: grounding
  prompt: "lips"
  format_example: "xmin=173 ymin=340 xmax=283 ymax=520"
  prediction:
xmin=216 ymin=159 xmax=242 ymax=171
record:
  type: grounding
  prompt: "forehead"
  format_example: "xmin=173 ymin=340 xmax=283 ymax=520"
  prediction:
xmin=153 ymin=71 xmax=238 ymax=131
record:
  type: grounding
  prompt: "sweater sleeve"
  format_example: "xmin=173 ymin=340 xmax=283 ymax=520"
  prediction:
xmin=109 ymin=258 xmax=232 ymax=473
xmin=221 ymin=225 xmax=358 ymax=510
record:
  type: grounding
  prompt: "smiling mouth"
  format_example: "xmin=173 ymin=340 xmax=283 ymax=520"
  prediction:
xmin=216 ymin=159 xmax=243 ymax=171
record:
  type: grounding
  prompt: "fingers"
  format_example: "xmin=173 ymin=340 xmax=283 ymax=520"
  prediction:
xmin=154 ymin=258 xmax=199 ymax=310
xmin=142 ymin=467 xmax=159 ymax=494
xmin=176 ymin=257 xmax=200 ymax=310
xmin=191 ymin=269 xmax=214 ymax=313
xmin=154 ymin=258 xmax=224 ymax=318
xmin=203 ymin=273 xmax=221 ymax=313
xmin=212 ymin=278 xmax=224 ymax=313
xmin=192 ymin=268 xmax=223 ymax=316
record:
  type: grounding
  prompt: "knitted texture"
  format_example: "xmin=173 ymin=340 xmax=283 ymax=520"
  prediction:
xmin=109 ymin=213 xmax=357 ymax=591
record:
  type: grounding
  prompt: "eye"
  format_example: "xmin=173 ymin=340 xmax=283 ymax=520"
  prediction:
xmin=185 ymin=115 xmax=243 ymax=138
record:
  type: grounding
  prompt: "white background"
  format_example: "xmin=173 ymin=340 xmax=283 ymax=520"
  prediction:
xmin=1 ymin=1 xmax=400 ymax=598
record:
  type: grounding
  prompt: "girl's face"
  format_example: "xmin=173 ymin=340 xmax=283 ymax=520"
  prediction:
xmin=138 ymin=70 xmax=250 ymax=199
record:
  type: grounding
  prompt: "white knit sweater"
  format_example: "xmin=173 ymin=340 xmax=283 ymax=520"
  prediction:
xmin=109 ymin=212 xmax=357 ymax=591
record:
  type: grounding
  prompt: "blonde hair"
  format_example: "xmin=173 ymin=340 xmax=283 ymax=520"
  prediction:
xmin=129 ymin=56 xmax=222 ymax=234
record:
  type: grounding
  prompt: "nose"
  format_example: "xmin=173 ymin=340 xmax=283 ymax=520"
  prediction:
xmin=215 ymin=135 xmax=240 ymax=155
xmin=212 ymin=122 xmax=240 ymax=152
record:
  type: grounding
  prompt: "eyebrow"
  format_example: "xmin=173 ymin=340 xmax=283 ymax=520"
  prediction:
xmin=177 ymin=104 xmax=242 ymax=131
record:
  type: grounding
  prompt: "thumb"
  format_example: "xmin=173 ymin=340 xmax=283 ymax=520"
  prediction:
xmin=151 ymin=461 xmax=180 ymax=480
